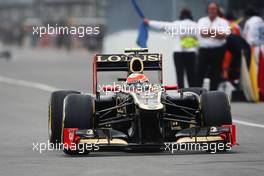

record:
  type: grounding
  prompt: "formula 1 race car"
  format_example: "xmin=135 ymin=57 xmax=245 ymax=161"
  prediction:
xmin=48 ymin=48 xmax=236 ymax=155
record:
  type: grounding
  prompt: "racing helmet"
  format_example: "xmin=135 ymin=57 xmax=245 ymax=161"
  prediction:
xmin=126 ymin=73 xmax=149 ymax=85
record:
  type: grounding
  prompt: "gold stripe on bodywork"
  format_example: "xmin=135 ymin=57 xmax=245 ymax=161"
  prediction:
xmin=176 ymin=136 xmax=223 ymax=143
xmin=79 ymin=138 xmax=128 ymax=145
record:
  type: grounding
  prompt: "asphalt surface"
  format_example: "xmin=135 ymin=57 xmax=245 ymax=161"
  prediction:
xmin=0 ymin=47 xmax=264 ymax=176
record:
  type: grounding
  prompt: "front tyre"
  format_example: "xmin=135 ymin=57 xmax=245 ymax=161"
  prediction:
xmin=63 ymin=94 xmax=95 ymax=155
xmin=48 ymin=90 xmax=80 ymax=145
xmin=201 ymin=91 xmax=232 ymax=126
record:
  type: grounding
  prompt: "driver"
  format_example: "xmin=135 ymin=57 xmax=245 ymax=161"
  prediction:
xmin=126 ymin=73 xmax=149 ymax=92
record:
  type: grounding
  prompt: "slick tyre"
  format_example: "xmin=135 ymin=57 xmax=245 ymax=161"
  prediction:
xmin=48 ymin=90 xmax=80 ymax=145
xmin=63 ymin=94 xmax=94 ymax=155
xmin=201 ymin=91 xmax=232 ymax=126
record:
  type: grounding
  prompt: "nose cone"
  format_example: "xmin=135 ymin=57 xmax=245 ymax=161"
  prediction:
xmin=131 ymin=92 xmax=163 ymax=110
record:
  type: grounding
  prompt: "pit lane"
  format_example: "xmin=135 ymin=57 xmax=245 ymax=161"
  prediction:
xmin=0 ymin=48 xmax=263 ymax=176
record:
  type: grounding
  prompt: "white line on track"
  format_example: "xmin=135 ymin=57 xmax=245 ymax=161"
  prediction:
xmin=0 ymin=75 xmax=58 ymax=92
xmin=233 ymin=119 xmax=264 ymax=128
xmin=0 ymin=75 xmax=264 ymax=129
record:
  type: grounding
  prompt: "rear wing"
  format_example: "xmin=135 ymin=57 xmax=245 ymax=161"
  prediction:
xmin=92 ymin=53 xmax=163 ymax=94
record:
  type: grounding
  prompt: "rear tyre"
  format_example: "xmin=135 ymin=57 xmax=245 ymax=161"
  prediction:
xmin=48 ymin=90 xmax=80 ymax=145
xmin=63 ymin=94 xmax=94 ymax=155
xmin=201 ymin=91 xmax=232 ymax=126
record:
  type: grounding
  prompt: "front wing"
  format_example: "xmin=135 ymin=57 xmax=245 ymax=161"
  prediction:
xmin=63 ymin=124 xmax=236 ymax=153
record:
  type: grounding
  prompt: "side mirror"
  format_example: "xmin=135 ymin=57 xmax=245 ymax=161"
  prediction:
xmin=162 ymin=85 xmax=178 ymax=90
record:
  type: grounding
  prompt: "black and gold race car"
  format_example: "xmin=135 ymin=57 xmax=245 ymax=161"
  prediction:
xmin=48 ymin=48 xmax=236 ymax=155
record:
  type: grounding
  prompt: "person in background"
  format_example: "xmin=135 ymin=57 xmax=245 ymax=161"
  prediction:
xmin=225 ymin=12 xmax=241 ymax=36
xmin=197 ymin=2 xmax=231 ymax=90
xmin=143 ymin=9 xmax=198 ymax=88
xmin=243 ymin=7 xmax=264 ymax=101
xmin=222 ymin=12 xmax=251 ymax=88
xmin=243 ymin=7 xmax=263 ymax=46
